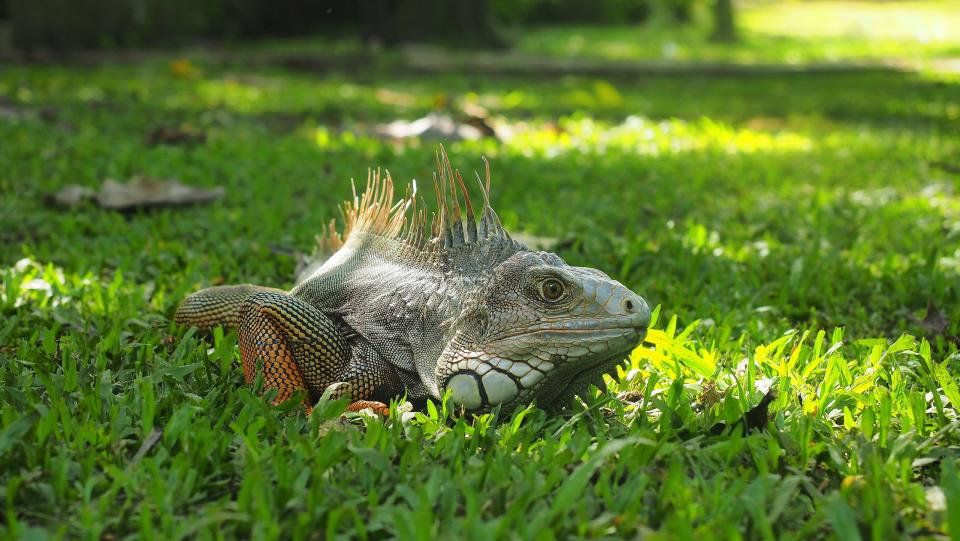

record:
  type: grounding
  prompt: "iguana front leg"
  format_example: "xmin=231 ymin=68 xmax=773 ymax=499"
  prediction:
xmin=237 ymin=290 xmax=351 ymax=409
xmin=176 ymin=286 xmax=391 ymax=413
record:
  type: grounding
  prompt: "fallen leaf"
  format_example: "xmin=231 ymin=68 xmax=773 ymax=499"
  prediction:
xmin=616 ymin=390 xmax=644 ymax=403
xmin=146 ymin=126 xmax=206 ymax=146
xmin=48 ymin=176 xmax=224 ymax=210
xmin=97 ymin=177 xmax=224 ymax=209
xmin=459 ymin=101 xmax=498 ymax=138
xmin=375 ymin=88 xmax=418 ymax=107
xmin=45 ymin=185 xmax=96 ymax=206
xmin=38 ymin=107 xmax=58 ymax=121
xmin=432 ymin=93 xmax=450 ymax=110
xmin=0 ymin=100 xmax=29 ymax=120
xmin=462 ymin=116 xmax=498 ymax=139
xmin=170 ymin=58 xmax=198 ymax=78
xmin=373 ymin=113 xmax=485 ymax=141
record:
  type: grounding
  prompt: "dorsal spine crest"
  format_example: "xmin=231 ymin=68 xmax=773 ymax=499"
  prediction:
xmin=316 ymin=145 xmax=515 ymax=261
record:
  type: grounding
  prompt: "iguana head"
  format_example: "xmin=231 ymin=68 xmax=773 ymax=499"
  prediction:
xmin=437 ymin=249 xmax=649 ymax=412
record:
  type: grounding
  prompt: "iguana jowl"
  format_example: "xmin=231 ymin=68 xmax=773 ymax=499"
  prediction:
xmin=176 ymin=149 xmax=650 ymax=414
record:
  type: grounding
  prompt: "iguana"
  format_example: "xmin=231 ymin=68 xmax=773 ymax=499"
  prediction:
xmin=175 ymin=149 xmax=650 ymax=414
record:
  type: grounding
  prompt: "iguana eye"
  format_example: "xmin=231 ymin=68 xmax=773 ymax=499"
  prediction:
xmin=540 ymin=279 xmax=565 ymax=301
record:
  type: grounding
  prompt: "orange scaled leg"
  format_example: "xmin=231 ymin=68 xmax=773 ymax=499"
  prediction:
xmin=238 ymin=309 xmax=313 ymax=410
xmin=236 ymin=291 xmax=391 ymax=415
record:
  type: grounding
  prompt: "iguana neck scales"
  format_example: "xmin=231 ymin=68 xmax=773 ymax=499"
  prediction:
xmin=176 ymin=148 xmax=650 ymax=414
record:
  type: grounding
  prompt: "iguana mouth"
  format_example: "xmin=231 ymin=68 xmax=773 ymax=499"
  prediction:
xmin=488 ymin=314 xmax=648 ymax=343
xmin=495 ymin=316 xmax=647 ymax=407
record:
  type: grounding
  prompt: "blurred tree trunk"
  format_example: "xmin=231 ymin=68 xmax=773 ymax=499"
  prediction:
xmin=710 ymin=0 xmax=736 ymax=42
xmin=361 ymin=0 xmax=505 ymax=48
xmin=0 ymin=0 xmax=10 ymax=54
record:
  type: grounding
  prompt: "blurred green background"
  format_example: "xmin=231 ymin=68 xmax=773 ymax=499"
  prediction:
xmin=4 ymin=0 xmax=959 ymax=60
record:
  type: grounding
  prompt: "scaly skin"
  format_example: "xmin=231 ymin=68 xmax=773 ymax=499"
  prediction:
xmin=175 ymin=149 xmax=650 ymax=414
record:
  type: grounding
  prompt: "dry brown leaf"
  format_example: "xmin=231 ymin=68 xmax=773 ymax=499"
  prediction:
xmin=0 ymin=101 xmax=29 ymax=120
xmin=48 ymin=176 xmax=224 ymax=210
xmin=170 ymin=58 xmax=199 ymax=78
xmin=459 ymin=102 xmax=498 ymax=138
xmin=97 ymin=177 xmax=224 ymax=209
xmin=47 ymin=185 xmax=97 ymax=206
xmin=372 ymin=113 xmax=484 ymax=141
xmin=374 ymin=88 xmax=418 ymax=107
xmin=146 ymin=126 xmax=206 ymax=146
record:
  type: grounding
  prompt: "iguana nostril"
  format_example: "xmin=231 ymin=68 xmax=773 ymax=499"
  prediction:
xmin=624 ymin=299 xmax=635 ymax=312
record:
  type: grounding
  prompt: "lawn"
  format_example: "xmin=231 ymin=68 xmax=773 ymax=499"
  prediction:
xmin=514 ymin=0 xmax=960 ymax=64
xmin=2 ymin=5 xmax=960 ymax=539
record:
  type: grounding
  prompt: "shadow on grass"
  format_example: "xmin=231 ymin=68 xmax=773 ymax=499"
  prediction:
xmin=206 ymin=66 xmax=960 ymax=132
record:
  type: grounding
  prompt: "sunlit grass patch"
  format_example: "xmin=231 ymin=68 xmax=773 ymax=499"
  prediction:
xmin=623 ymin=308 xmax=960 ymax=435
xmin=516 ymin=1 xmax=960 ymax=64
xmin=742 ymin=0 xmax=960 ymax=45
xmin=504 ymin=116 xmax=814 ymax=157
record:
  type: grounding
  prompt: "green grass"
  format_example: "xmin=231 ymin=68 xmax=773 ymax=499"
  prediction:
xmin=2 ymin=21 xmax=960 ymax=540
xmin=514 ymin=0 xmax=960 ymax=64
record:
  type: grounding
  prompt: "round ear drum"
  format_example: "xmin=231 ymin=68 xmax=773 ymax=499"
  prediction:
xmin=470 ymin=306 xmax=490 ymax=337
